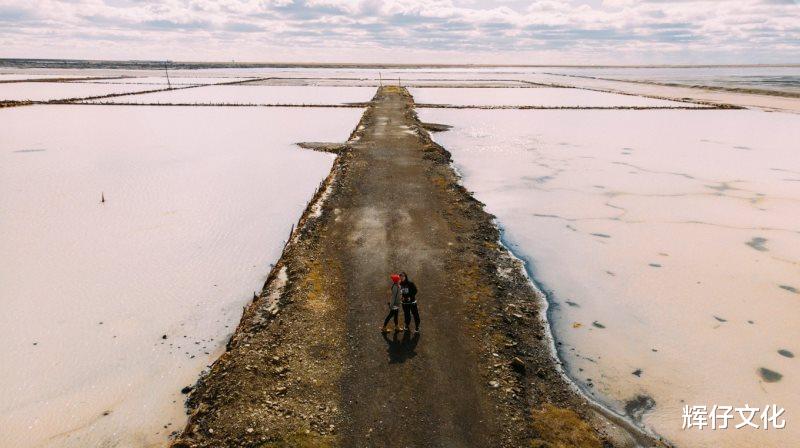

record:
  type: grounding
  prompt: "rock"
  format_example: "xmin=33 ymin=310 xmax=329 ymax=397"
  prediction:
xmin=511 ymin=357 xmax=526 ymax=374
xmin=488 ymin=380 xmax=500 ymax=389
xmin=758 ymin=367 xmax=783 ymax=383
xmin=246 ymin=427 xmax=254 ymax=433
xmin=162 ymin=334 xmax=168 ymax=339
xmin=181 ymin=386 xmax=193 ymax=394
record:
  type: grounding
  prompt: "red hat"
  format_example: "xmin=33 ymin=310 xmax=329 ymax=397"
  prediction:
xmin=390 ymin=274 xmax=401 ymax=283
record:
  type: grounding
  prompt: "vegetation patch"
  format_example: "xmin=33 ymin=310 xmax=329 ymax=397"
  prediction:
xmin=530 ymin=404 xmax=603 ymax=448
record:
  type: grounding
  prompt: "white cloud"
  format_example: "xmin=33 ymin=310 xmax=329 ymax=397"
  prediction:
xmin=0 ymin=0 xmax=797 ymax=63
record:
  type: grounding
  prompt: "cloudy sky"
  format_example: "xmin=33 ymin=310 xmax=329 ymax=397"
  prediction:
xmin=1 ymin=0 xmax=798 ymax=64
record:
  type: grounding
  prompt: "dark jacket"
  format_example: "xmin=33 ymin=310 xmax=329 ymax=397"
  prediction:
xmin=400 ymin=280 xmax=418 ymax=304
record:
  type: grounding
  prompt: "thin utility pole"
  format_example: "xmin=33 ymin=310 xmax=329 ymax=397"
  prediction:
xmin=164 ymin=62 xmax=172 ymax=89
xmin=379 ymin=72 xmax=383 ymax=87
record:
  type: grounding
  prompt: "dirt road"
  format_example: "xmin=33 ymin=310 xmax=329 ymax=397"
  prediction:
xmin=333 ymin=87 xmax=498 ymax=446
xmin=173 ymin=87 xmax=661 ymax=448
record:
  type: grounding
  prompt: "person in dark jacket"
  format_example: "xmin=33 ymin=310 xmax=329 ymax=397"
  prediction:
xmin=382 ymin=274 xmax=402 ymax=333
xmin=399 ymin=272 xmax=420 ymax=333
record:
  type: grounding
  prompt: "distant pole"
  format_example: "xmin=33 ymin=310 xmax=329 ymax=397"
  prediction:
xmin=379 ymin=72 xmax=383 ymax=87
xmin=101 ymin=192 xmax=105 ymax=203
xmin=398 ymin=77 xmax=401 ymax=87
xmin=164 ymin=62 xmax=172 ymax=89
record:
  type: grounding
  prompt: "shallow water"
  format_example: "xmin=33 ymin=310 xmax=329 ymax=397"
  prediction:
xmin=408 ymin=87 xmax=699 ymax=107
xmin=0 ymin=82 xmax=160 ymax=102
xmin=420 ymin=107 xmax=800 ymax=447
xmin=0 ymin=74 xmax=78 ymax=81
xmin=172 ymin=66 xmax=800 ymax=96
xmin=72 ymin=76 xmax=257 ymax=86
xmin=84 ymin=85 xmax=376 ymax=105
xmin=0 ymin=105 xmax=361 ymax=447
xmin=546 ymin=66 xmax=800 ymax=95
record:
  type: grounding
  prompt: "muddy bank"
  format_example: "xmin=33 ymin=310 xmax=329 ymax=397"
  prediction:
xmin=171 ymin=87 xmax=666 ymax=447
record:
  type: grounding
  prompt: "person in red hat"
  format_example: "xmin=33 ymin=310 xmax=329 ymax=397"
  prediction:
xmin=382 ymin=273 xmax=403 ymax=332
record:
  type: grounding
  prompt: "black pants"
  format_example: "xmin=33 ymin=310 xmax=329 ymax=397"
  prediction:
xmin=383 ymin=308 xmax=399 ymax=327
xmin=402 ymin=302 xmax=420 ymax=329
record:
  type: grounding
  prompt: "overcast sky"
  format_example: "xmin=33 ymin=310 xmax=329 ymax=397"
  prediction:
xmin=1 ymin=0 xmax=798 ymax=64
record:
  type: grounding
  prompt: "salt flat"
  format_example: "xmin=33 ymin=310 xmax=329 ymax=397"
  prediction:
xmin=0 ymin=74 xmax=82 ymax=81
xmin=0 ymin=105 xmax=362 ymax=448
xmin=409 ymin=87 xmax=701 ymax=107
xmin=83 ymin=85 xmax=375 ymax=105
xmin=0 ymin=82 xmax=162 ymax=102
xmin=73 ymin=76 xmax=258 ymax=86
xmin=2 ymin=66 xmax=798 ymax=448
xmin=420 ymin=107 xmax=800 ymax=448
xmin=544 ymin=66 xmax=800 ymax=96
xmin=518 ymin=73 xmax=800 ymax=113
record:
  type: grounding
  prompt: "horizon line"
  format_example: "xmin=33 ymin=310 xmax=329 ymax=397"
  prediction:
xmin=1 ymin=58 xmax=799 ymax=70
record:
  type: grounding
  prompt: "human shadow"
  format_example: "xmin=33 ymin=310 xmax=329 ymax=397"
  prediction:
xmin=382 ymin=330 xmax=421 ymax=364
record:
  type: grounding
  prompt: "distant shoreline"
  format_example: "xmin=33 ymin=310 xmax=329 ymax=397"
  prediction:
xmin=1 ymin=58 xmax=798 ymax=70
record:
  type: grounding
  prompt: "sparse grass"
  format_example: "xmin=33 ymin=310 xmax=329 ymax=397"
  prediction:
xmin=530 ymin=404 xmax=602 ymax=448
xmin=301 ymin=259 xmax=332 ymax=313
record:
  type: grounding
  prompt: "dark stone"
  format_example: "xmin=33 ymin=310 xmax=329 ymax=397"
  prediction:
xmin=778 ymin=349 xmax=794 ymax=358
xmin=624 ymin=395 xmax=656 ymax=422
xmin=511 ymin=357 xmax=526 ymax=374
xmin=181 ymin=385 xmax=194 ymax=394
xmin=745 ymin=237 xmax=768 ymax=252
xmin=758 ymin=367 xmax=783 ymax=383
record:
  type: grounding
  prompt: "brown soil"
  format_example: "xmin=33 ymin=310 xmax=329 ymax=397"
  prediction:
xmin=171 ymin=87 xmax=666 ymax=448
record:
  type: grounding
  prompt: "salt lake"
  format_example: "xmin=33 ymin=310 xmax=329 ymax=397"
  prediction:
xmin=0 ymin=104 xmax=362 ymax=447
xmin=420 ymin=106 xmax=800 ymax=447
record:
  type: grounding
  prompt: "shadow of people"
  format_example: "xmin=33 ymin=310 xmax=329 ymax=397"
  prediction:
xmin=382 ymin=330 xmax=421 ymax=364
